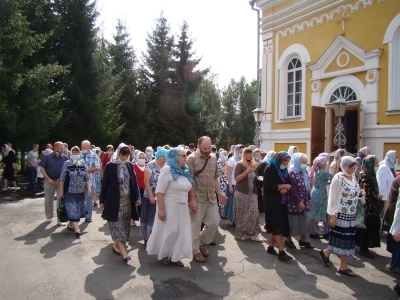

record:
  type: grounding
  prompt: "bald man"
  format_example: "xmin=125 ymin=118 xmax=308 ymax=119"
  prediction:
xmin=80 ymin=140 xmax=100 ymax=222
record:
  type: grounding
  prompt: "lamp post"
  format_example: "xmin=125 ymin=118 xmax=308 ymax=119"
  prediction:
xmin=332 ymin=98 xmax=347 ymax=149
xmin=252 ymin=107 xmax=263 ymax=148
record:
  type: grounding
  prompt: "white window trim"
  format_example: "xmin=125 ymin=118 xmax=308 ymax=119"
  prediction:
xmin=276 ymin=44 xmax=310 ymax=123
xmin=384 ymin=13 xmax=400 ymax=113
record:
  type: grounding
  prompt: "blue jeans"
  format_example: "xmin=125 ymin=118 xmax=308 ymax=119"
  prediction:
xmin=223 ymin=185 xmax=235 ymax=221
xmin=391 ymin=237 xmax=400 ymax=270
xmin=85 ymin=184 xmax=94 ymax=219
xmin=27 ymin=166 xmax=36 ymax=189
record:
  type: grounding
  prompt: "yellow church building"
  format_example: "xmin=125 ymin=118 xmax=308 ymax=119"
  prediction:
xmin=255 ymin=0 xmax=400 ymax=165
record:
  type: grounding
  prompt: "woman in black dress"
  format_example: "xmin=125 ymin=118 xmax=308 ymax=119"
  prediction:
xmin=1 ymin=144 xmax=17 ymax=192
xmin=263 ymin=151 xmax=293 ymax=261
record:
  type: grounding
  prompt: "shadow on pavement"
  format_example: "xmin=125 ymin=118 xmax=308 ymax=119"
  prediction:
xmin=39 ymin=228 xmax=81 ymax=259
xmin=85 ymin=246 xmax=136 ymax=300
xmin=14 ymin=222 xmax=58 ymax=245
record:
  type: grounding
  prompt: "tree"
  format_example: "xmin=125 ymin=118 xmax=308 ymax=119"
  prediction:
xmin=109 ymin=19 xmax=151 ymax=149
xmin=0 ymin=0 xmax=66 ymax=149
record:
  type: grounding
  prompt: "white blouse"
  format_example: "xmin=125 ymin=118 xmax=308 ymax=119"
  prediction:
xmin=377 ymin=164 xmax=395 ymax=201
xmin=327 ymin=173 xmax=360 ymax=216
xmin=390 ymin=188 xmax=400 ymax=235
xmin=155 ymin=165 xmax=193 ymax=204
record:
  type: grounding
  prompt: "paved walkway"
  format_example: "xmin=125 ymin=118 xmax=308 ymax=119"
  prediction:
xmin=0 ymin=196 xmax=398 ymax=299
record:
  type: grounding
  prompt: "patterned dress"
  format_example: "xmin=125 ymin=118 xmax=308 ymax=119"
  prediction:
xmin=234 ymin=169 xmax=260 ymax=237
xmin=140 ymin=161 xmax=161 ymax=238
xmin=310 ymin=170 xmax=334 ymax=222
xmin=328 ymin=174 xmax=360 ymax=256
xmin=217 ymin=160 xmax=228 ymax=209
xmin=108 ymin=163 xmax=131 ymax=242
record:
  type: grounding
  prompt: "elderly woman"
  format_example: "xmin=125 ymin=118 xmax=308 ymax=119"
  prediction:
xmin=145 ymin=146 xmax=154 ymax=163
xmin=329 ymin=149 xmax=346 ymax=174
xmin=140 ymin=148 xmax=167 ymax=244
xmin=234 ymin=148 xmax=262 ymax=242
xmin=217 ymin=150 xmax=229 ymax=218
xmin=147 ymin=147 xmax=197 ymax=267
xmin=1 ymin=144 xmax=17 ymax=192
xmin=286 ymin=153 xmax=314 ymax=249
xmin=320 ymin=156 xmax=360 ymax=277
xmin=100 ymin=143 xmax=141 ymax=262
xmin=309 ymin=152 xmax=329 ymax=188
xmin=224 ymin=144 xmax=244 ymax=225
xmin=59 ymin=146 xmax=91 ymax=237
xmin=355 ymin=146 xmax=371 ymax=178
xmin=355 ymin=155 xmax=383 ymax=258
xmin=310 ymin=156 xmax=333 ymax=240
xmin=263 ymin=152 xmax=293 ymax=261
xmin=287 ymin=145 xmax=299 ymax=169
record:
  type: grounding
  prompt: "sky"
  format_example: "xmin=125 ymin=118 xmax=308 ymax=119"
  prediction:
xmin=96 ymin=0 xmax=258 ymax=89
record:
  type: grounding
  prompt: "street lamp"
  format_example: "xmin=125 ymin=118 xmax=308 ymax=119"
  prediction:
xmin=252 ymin=107 xmax=263 ymax=148
xmin=332 ymin=98 xmax=347 ymax=149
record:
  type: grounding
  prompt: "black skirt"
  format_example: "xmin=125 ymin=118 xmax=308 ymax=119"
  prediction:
xmin=355 ymin=214 xmax=381 ymax=249
xmin=266 ymin=204 xmax=290 ymax=237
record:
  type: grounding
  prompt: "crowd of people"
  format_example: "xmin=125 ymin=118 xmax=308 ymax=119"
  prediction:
xmin=1 ymin=139 xmax=400 ymax=294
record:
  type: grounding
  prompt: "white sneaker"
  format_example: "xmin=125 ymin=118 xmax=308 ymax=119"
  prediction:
xmin=57 ymin=222 xmax=66 ymax=226
xmin=45 ymin=218 xmax=52 ymax=223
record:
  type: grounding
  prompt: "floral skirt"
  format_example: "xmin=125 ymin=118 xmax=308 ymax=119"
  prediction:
xmin=109 ymin=194 xmax=131 ymax=242
xmin=234 ymin=191 xmax=260 ymax=237
xmin=327 ymin=213 xmax=356 ymax=256
xmin=65 ymin=192 xmax=86 ymax=222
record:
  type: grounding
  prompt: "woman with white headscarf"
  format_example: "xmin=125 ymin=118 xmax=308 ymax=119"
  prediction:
xmin=100 ymin=143 xmax=141 ymax=262
xmin=320 ymin=156 xmax=361 ymax=277
xmin=224 ymin=144 xmax=244 ymax=224
xmin=287 ymin=145 xmax=298 ymax=169
xmin=377 ymin=150 xmax=397 ymax=203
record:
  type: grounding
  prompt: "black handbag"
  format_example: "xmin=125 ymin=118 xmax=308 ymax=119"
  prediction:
xmin=57 ymin=196 xmax=69 ymax=223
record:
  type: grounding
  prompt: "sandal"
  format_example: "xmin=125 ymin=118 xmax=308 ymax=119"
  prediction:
xmin=161 ymin=257 xmax=170 ymax=265
xmin=171 ymin=260 xmax=184 ymax=267
xmin=85 ymin=218 xmax=92 ymax=222
xmin=338 ymin=268 xmax=356 ymax=277
xmin=319 ymin=250 xmax=331 ymax=267
xmin=122 ymin=256 xmax=131 ymax=262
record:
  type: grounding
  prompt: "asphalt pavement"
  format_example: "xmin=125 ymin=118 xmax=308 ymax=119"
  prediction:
xmin=0 ymin=194 xmax=398 ymax=300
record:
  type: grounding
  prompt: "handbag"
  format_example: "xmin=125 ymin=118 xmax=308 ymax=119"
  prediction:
xmin=57 ymin=196 xmax=69 ymax=223
xmin=355 ymin=196 xmax=366 ymax=228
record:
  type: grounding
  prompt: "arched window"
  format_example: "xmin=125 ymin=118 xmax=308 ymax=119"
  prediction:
xmin=286 ymin=58 xmax=302 ymax=117
xmin=329 ymin=86 xmax=358 ymax=103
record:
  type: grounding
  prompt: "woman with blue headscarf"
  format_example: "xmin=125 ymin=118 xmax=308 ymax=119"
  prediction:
xmin=146 ymin=146 xmax=196 ymax=267
xmin=263 ymin=151 xmax=293 ymax=261
xmin=286 ymin=152 xmax=314 ymax=250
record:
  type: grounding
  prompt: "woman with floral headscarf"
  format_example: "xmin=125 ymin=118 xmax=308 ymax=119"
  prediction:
xmin=355 ymin=155 xmax=383 ymax=258
xmin=224 ymin=144 xmax=244 ymax=224
xmin=320 ymin=156 xmax=361 ymax=276
xmin=285 ymin=153 xmax=314 ymax=249
xmin=263 ymin=151 xmax=293 ymax=261
xmin=147 ymin=146 xmax=196 ymax=267
xmin=309 ymin=153 xmax=329 ymax=188
xmin=100 ymin=143 xmax=141 ymax=262
xmin=355 ymin=147 xmax=371 ymax=178
xmin=310 ymin=156 xmax=333 ymax=240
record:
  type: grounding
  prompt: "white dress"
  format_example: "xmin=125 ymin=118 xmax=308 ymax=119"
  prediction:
xmin=146 ymin=165 xmax=193 ymax=262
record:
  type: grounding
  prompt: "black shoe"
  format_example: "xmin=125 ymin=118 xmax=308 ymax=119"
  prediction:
xmin=323 ymin=233 xmax=329 ymax=240
xmin=171 ymin=260 xmax=184 ymax=267
xmin=278 ymin=251 xmax=293 ymax=261
xmin=75 ymin=231 xmax=81 ymax=238
xmin=285 ymin=240 xmax=296 ymax=249
xmin=394 ymin=283 xmax=400 ymax=296
xmin=299 ymin=241 xmax=314 ymax=249
xmin=309 ymin=233 xmax=322 ymax=239
xmin=267 ymin=246 xmax=278 ymax=256
xmin=359 ymin=249 xmax=375 ymax=258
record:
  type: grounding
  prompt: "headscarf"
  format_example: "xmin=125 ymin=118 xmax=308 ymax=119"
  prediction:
xmin=380 ymin=151 xmax=397 ymax=176
xmin=252 ymin=148 xmax=262 ymax=164
xmin=111 ymin=143 xmax=130 ymax=194
xmin=340 ymin=156 xmax=357 ymax=176
xmin=263 ymin=150 xmax=276 ymax=162
xmin=233 ymin=144 xmax=243 ymax=162
xmin=166 ymin=147 xmax=195 ymax=186
xmin=2 ymin=144 xmax=11 ymax=156
xmin=357 ymin=147 xmax=370 ymax=159
xmin=334 ymin=149 xmax=346 ymax=161
xmin=318 ymin=153 xmax=329 ymax=160
xmin=361 ymin=155 xmax=379 ymax=191
xmin=291 ymin=152 xmax=310 ymax=191
xmin=268 ymin=151 xmax=290 ymax=178
xmin=312 ymin=157 xmax=327 ymax=173
xmin=155 ymin=148 xmax=167 ymax=160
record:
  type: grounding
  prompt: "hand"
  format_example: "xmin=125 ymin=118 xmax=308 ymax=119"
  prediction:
xmin=218 ymin=193 xmax=228 ymax=205
xmin=158 ymin=209 xmax=166 ymax=221
xmin=100 ymin=203 xmax=104 ymax=210
xmin=297 ymin=202 xmax=305 ymax=210
xmin=149 ymin=196 xmax=155 ymax=205
xmin=189 ymin=199 xmax=198 ymax=212
xmin=59 ymin=193 xmax=64 ymax=199
xmin=330 ymin=216 xmax=336 ymax=228
xmin=284 ymin=184 xmax=292 ymax=190
xmin=280 ymin=188 xmax=287 ymax=194
xmin=47 ymin=178 xmax=55 ymax=185
xmin=136 ymin=200 xmax=141 ymax=206
xmin=229 ymin=186 xmax=234 ymax=194
xmin=87 ymin=188 xmax=92 ymax=196
xmin=361 ymin=189 xmax=366 ymax=197
xmin=394 ymin=234 xmax=400 ymax=242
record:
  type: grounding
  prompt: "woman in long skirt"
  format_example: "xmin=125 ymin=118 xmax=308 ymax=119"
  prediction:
xmin=320 ymin=156 xmax=361 ymax=276
xmin=100 ymin=144 xmax=141 ymax=261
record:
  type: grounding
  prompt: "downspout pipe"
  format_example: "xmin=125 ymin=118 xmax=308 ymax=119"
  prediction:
xmin=249 ymin=0 xmax=260 ymax=109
